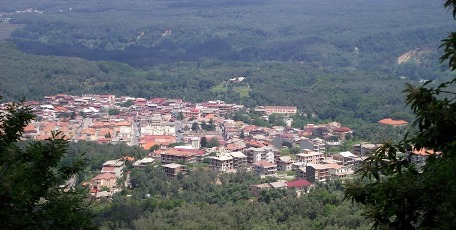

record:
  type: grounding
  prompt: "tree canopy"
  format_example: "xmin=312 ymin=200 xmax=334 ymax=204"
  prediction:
xmin=0 ymin=99 xmax=95 ymax=229
xmin=345 ymin=1 xmax=456 ymax=229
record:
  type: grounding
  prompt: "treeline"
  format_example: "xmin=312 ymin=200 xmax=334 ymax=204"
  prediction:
xmin=2 ymin=0 xmax=452 ymax=74
xmin=0 ymin=41 xmax=415 ymax=125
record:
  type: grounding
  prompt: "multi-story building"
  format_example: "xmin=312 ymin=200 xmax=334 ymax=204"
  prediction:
xmin=209 ymin=151 xmax=247 ymax=172
xmin=332 ymin=151 xmax=357 ymax=166
xmin=296 ymin=149 xmax=324 ymax=165
xmin=328 ymin=164 xmax=354 ymax=180
xmin=210 ymin=155 xmax=234 ymax=172
xmin=101 ymin=160 xmax=125 ymax=178
xmin=160 ymin=149 xmax=196 ymax=164
xmin=254 ymin=161 xmax=277 ymax=177
xmin=230 ymin=151 xmax=247 ymax=169
xmin=255 ymin=106 xmax=297 ymax=115
xmin=306 ymin=163 xmax=353 ymax=182
xmin=243 ymin=147 xmax=275 ymax=165
xmin=277 ymin=156 xmax=294 ymax=171
xmin=162 ymin=163 xmax=187 ymax=178
xmin=352 ymin=143 xmax=380 ymax=156
xmin=305 ymin=164 xmax=331 ymax=182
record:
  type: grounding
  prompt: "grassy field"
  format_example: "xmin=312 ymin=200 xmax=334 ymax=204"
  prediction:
xmin=211 ymin=84 xmax=250 ymax=98
xmin=0 ymin=23 xmax=23 ymax=40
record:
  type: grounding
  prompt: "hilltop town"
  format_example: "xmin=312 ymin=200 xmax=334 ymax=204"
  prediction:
xmin=7 ymin=94 xmax=424 ymax=199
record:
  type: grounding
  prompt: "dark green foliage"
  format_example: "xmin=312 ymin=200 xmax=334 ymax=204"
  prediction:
xmin=191 ymin=122 xmax=199 ymax=132
xmin=96 ymin=166 xmax=370 ymax=229
xmin=206 ymin=137 xmax=220 ymax=148
xmin=200 ymin=136 xmax=207 ymax=148
xmin=131 ymin=183 xmax=369 ymax=230
xmin=108 ymin=108 xmax=120 ymax=115
xmin=149 ymin=144 xmax=160 ymax=152
xmin=0 ymin=100 xmax=95 ymax=229
xmin=201 ymin=119 xmax=216 ymax=131
xmin=345 ymin=2 xmax=456 ymax=229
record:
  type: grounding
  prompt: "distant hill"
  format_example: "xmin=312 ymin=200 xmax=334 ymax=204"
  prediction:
xmin=1 ymin=0 xmax=452 ymax=71
xmin=1 ymin=41 xmax=413 ymax=125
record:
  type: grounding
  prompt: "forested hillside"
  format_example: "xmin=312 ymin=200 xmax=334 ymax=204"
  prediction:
xmin=1 ymin=0 xmax=454 ymax=123
xmin=0 ymin=41 xmax=412 ymax=125
xmin=1 ymin=0 xmax=452 ymax=71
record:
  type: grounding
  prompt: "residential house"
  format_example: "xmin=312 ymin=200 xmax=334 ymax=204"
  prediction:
xmin=352 ymin=143 xmax=380 ymax=156
xmin=296 ymin=167 xmax=306 ymax=179
xmin=328 ymin=164 xmax=354 ymax=180
xmin=90 ymin=173 xmax=117 ymax=192
xmin=410 ymin=148 xmax=436 ymax=168
xmin=286 ymin=179 xmax=312 ymax=194
xmin=269 ymin=180 xmax=287 ymax=189
xmin=249 ymin=183 xmax=271 ymax=197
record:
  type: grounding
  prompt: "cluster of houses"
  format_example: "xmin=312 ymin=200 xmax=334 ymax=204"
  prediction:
xmin=87 ymin=159 xmax=126 ymax=198
xmin=11 ymin=93 xmax=432 ymax=198
xmin=86 ymin=156 xmax=155 ymax=198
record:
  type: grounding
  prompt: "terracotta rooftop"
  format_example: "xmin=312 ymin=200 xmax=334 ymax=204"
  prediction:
xmin=91 ymin=173 xmax=116 ymax=180
xmin=412 ymin=148 xmax=436 ymax=156
xmin=254 ymin=161 xmax=276 ymax=168
xmin=286 ymin=179 xmax=312 ymax=188
xmin=378 ymin=118 xmax=408 ymax=126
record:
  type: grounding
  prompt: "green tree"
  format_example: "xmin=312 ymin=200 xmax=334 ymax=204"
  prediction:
xmin=200 ymin=137 xmax=208 ymax=148
xmin=239 ymin=130 xmax=245 ymax=139
xmin=191 ymin=122 xmax=199 ymax=132
xmin=149 ymin=144 xmax=160 ymax=152
xmin=0 ymin=100 xmax=95 ymax=229
xmin=345 ymin=2 xmax=456 ymax=229
xmin=120 ymin=100 xmax=134 ymax=107
xmin=108 ymin=108 xmax=121 ymax=115
xmin=176 ymin=111 xmax=184 ymax=121
xmin=206 ymin=137 xmax=220 ymax=148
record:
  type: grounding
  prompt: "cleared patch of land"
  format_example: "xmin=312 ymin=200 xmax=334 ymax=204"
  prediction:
xmin=211 ymin=84 xmax=250 ymax=98
xmin=0 ymin=23 xmax=23 ymax=40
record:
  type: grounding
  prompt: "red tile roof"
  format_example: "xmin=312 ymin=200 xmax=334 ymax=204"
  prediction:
xmin=412 ymin=148 xmax=436 ymax=156
xmin=91 ymin=173 xmax=116 ymax=181
xmin=174 ymin=148 xmax=206 ymax=156
xmin=333 ymin=127 xmax=351 ymax=132
xmin=378 ymin=118 xmax=408 ymax=126
xmin=254 ymin=161 xmax=276 ymax=168
xmin=286 ymin=179 xmax=312 ymax=188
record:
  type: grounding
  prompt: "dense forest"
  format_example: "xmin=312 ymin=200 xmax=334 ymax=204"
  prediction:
xmin=1 ymin=0 xmax=454 ymax=126
xmin=1 ymin=0 xmax=452 ymax=70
